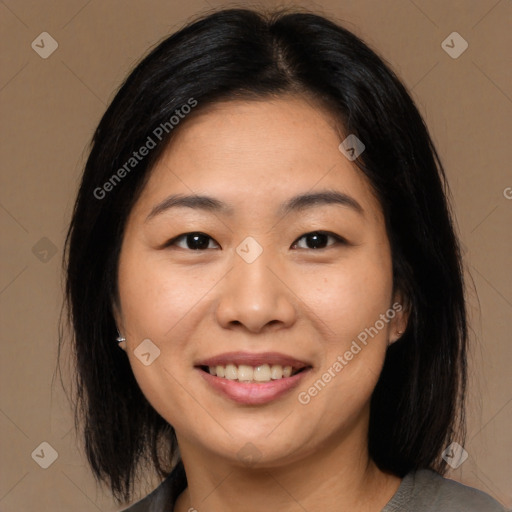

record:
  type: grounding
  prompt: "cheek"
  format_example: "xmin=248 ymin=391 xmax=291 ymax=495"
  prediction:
xmin=117 ymin=249 xmax=214 ymax=341
xmin=116 ymin=250 xmax=206 ymax=423
xmin=296 ymin=254 xmax=393 ymax=396
xmin=298 ymin=253 xmax=393 ymax=343
xmin=292 ymin=254 xmax=394 ymax=424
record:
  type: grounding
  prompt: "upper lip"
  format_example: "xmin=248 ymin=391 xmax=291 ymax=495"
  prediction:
xmin=195 ymin=351 xmax=311 ymax=370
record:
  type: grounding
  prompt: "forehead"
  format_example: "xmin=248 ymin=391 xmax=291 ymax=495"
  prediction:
xmin=131 ymin=96 xmax=382 ymax=222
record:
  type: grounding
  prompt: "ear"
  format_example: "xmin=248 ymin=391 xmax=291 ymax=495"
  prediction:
xmin=112 ymin=299 xmax=122 ymax=331
xmin=112 ymin=299 xmax=127 ymax=352
xmin=388 ymin=290 xmax=410 ymax=345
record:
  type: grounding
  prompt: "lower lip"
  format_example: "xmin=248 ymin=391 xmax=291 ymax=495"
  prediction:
xmin=196 ymin=367 xmax=311 ymax=405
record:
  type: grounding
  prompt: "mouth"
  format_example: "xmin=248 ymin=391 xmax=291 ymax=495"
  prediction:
xmin=195 ymin=351 xmax=311 ymax=383
xmin=194 ymin=352 xmax=312 ymax=404
xmin=197 ymin=363 xmax=308 ymax=382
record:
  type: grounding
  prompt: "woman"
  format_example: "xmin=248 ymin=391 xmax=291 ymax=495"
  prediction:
xmin=60 ymin=7 xmax=507 ymax=512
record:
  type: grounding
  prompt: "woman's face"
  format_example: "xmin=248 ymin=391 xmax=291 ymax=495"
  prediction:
xmin=115 ymin=95 xmax=407 ymax=467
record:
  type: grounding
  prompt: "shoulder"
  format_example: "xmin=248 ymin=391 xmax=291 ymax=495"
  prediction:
xmin=119 ymin=462 xmax=187 ymax=512
xmin=383 ymin=469 xmax=508 ymax=512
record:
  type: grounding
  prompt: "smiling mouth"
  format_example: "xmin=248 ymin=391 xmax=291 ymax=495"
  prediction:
xmin=198 ymin=364 xmax=308 ymax=383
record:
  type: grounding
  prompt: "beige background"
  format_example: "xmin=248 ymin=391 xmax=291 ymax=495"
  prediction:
xmin=0 ymin=0 xmax=511 ymax=510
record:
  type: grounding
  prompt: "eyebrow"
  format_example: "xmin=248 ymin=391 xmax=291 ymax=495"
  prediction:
xmin=145 ymin=189 xmax=364 ymax=222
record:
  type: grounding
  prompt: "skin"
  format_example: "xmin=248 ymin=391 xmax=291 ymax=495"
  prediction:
xmin=114 ymin=95 xmax=408 ymax=512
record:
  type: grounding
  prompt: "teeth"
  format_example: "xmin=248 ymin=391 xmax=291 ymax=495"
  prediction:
xmin=238 ymin=364 xmax=253 ymax=382
xmin=270 ymin=364 xmax=283 ymax=379
xmin=206 ymin=363 xmax=297 ymax=382
xmin=225 ymin=364 xmax=237 ymax=380
xmin=254 ymin=364 xmax=271 ymax=382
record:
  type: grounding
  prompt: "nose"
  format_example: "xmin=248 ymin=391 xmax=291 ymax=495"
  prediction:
xmin=215 ymin=249 xmax=297 ymax=334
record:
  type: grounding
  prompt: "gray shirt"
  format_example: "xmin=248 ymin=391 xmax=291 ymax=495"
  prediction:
xmin=381 ymin=469 xmax=507 ymax=511
xmin=121 ymin=463 xmax=508 ymax=511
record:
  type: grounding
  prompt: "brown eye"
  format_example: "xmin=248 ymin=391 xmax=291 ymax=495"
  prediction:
xmin=167 ymin=232 xmax=220 ymax=250
xmin=291 ymin=231 xmax=345 ymax=250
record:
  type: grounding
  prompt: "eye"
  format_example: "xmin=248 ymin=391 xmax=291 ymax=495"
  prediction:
xmin=166 ymin=232 xmax=220 ymax=251
xmin=291 ymin=231 xmax=345 ymax=250
xmin=165 ymin=230 xmax=345 ymax=251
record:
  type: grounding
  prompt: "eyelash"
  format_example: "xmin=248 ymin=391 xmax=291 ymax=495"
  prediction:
xmin=164 ymin=231 xmax=347 ymax=251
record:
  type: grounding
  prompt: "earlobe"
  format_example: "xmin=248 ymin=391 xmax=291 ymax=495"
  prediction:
xmin=112 ymin=300 xmax=127 ymax=351
xmin=388 ymin=328 xmax=404 ymax=346
xmin=389 ymin=291 xmax=410 ymax=345
xmin=116 ymin=331 xmax=127 ymax=351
